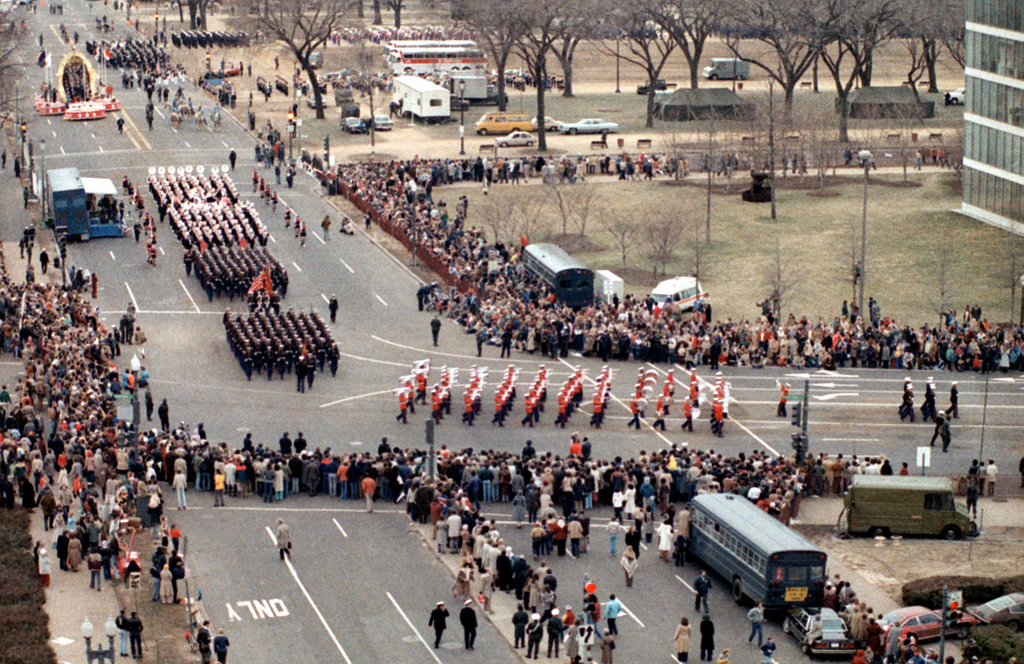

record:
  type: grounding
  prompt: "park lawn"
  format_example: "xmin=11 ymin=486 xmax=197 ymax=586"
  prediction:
xmin=453 ymin=171 xmax=1024 ymax=326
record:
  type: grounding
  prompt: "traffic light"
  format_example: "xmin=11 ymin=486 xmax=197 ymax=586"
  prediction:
xmin=323 ymin=135 xmax=330 ymax=155
xmin=20 ymin=122 xmax=27 ymax=141
xmin=286 ymin=111 xmax=295 ymax=135
xmin=58 ymin=234 xmax=67 ymax=259
xmin=791 ymin=402 xmax=802 ymax=426
xmin=791 ymin=433 xmax=807 ymax=465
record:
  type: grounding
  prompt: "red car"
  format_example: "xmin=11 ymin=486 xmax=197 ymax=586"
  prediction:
xmin=881 ymin=606 xmax=977 ymax=642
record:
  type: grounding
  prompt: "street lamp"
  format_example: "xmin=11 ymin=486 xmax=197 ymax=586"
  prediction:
xmin=458 ymin=79 xmax=466 ymax=156
xmin=858 ymin=149 xmax=872 ymax=323
xmin=615 ymin=35 xmax=621 ymax=94
xmin=286 ymin=110 xmax=294 ymax=161
xmin=81 ymin=616 xmax=117 ymax=664
xmin=130 ymin=354 xmax=141 ymax=453
xmin=39 ymin=138 xmax=46 ymax=225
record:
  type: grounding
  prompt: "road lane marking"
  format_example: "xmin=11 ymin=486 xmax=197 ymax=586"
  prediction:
xmin=320 ymin=293 xmax=329 ymax=303
xmin=124 ymin=282 xmax=139 ymax=311
xmin=222 ymin=140 xmax=229 ymax=148
xmin=673 ymin=364 xmax=781 ymax=457
xmin=674 ymin=575 xmax=696 ymax=592
xmin=178 ymin=278 xmax=201 ymax=312
xmin=373 ymin=292 xmax=387 ymax=306
xmin=319 ymin=389 xmax=395 ymax=409
xmin=331 ymin=518 xmax=348 ymax=538
xmin=619 ymin=601 xmax=646 ymax=628
xmin=52 ymin=130 xmax=57 ymax=137
xmin=159 ymin=246 xmax=165 ymax=255
xmin=60 ymin=146 xmax=66 ymax=154
xmin=98 ymin=146 xmax=104 ymax=152
xmin=155 ymin=108 xmax=164 ymax=119
xmin=314 ymin=232 xmax=326 ymax=245
xmin=386 ymin=592 xmax=446 ymax=664
xmin=119 ymin=110 xmax=151 ymax=150
xmin=339 ymin=258 xmax=354 ymax=273
xmin=109 ymin=251 xmax=116 ymax=261
xmin=265 ymin=527 xmax=354 ymax=664
xmin=184 ymin=141 xmax=191 ymax=148
xmin=291 ymin=261 xmax=302 ymax=273
xmin=338 ymin=351 xmax=409 ymax=368
xmin=269 ymin=234 xmax=276 ymax=244
xmin=822 ymin=437 xmax=880 ymax=442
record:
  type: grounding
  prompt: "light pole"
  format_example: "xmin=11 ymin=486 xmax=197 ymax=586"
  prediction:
xmin=286 ymin=110 xmax=294 ymax=161
xmin=81 ymin=616 xmax=118 ymax=664
xmin=39 ymin=138 xmax=46 ymax=225
xmin=458 ymin=79 xmax=466 ymax=156
xmin=615 ymin=36 xmax=621 ymax=94
xmin=130 ymin=354 xmax=141 ymax=454
xmin=858 ymin=149 xmax=872 ymax=322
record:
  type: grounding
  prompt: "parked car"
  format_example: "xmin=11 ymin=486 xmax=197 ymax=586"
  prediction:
xmin=343 ymin=117 xmax=367 ymax=134
xmin=966 ymin=593 xmax=1024 ymax=632
xmin=372 ymin=115 xmax=393 ymax=131
xmin=558 ymin=118 xmax=619 ymax=135
xmin=879 ymin=606 xmax=976 ymax=642
xmin=531 ymin=116 xmax=561 ymax=132
xmin=494 ymin=131 xmax=536 ymax=147
xmin=783 ymin=608 xmax=857 ymax=656
xmin=945 ymin=88 xmax=966 ymax=105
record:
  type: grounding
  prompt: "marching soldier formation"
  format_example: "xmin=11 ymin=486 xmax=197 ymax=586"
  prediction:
xmin=224 ymin=309 xmax=339 ymax=384
xmin=187 ymin=244 xmax=289 ymax=302
xmin=88 ymin=38 xmax=170 ymax=74
xmin=170 ymin=31 xmax=250 ymax=49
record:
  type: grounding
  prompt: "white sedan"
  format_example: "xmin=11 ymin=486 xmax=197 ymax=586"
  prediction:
xmin=373 ymin=114 xmax=393 ymax=131
xmin=494 ymin=131 xmax=536 ymax=147
xmin=558 ymin=118 xmax=619 ymax=135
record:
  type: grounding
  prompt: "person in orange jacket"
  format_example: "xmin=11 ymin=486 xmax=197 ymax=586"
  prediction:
xmin=682 ymin=398 xmax=693 ymax=431
xmin=777 ymin=382 xmax=790 ymax=417
xmin=627 ymin=398 xmax=641 ymax=429
xmin=396 ymin=390 xmax=409 ymax=424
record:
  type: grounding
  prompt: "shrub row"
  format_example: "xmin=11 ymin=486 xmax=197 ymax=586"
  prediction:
xmin=0 ymin=509 xmax=58 ymax=664
xmin=902 ymin=575 xmax=1024 ymax=610
xmin=971 ymin=625 xmax=1024 ymax=662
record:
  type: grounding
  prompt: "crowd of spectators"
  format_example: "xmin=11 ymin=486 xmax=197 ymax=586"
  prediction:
xmin=329 ymin=158 xmax=1024 ymax=375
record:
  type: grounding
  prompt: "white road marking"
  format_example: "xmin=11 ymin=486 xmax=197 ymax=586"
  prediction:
xmin=52 ymin=130 xmax=57 ymax=137
xmin=124 ymin=282 xmax=139 ymax=311
xmin=291 ymin=261 xmax=302 ymax=273
xmin=314 ymin=232 xmax=326 ymax=245
xmin=331 ymin=518 xmax=348 ymax=538
xmin=566 ymin=358 xmax=673 ymax=446
xmin=265 ymin=527 xmax=354 ymax=664
xmin=109 ymin=251 xmax=116 ymax=261
xmin=60 ymin=146 xmax=66 ymax=155
xmin=98 ymin=146 xmax=104 ymax=152
xmin=184 ymin=141 xmax=191 ymax=148
xmin=338 ymin=258 xmax=354 ymax=273
xmin=619 ymin=601 xmax=646 ymax=628
xmin=813 ymin=392 xmax=860 ymax=401
xmin=386 ymin=592 xmax=446 ymax=664
xmin=338 ymin=351 xmax=409 ymax=368
xmin=47 ymin=119 xmax=52 ymax=125
xmin=320 ymin=293 xmax=329 ymax=303
xmin=221 ymin=140 xmax=229 ymax=148
xmin=319 ymin=389 xmax=396 ymax=409
xmin=159 ymin=246 xmax=165 ymax=255
xmin=178 ymin=278 xmax=201 ymax=313
xmin=822 ymin=438 xmax=880 ymax=442
xmin=373 ymin=292 xmax=387 ymax=306
xmin=155 ymin=108 xmax=164 ymax=119
xmin=269 ymin=234 xmax=276 ymax=244
xmin=674 ymin=574 xmax=696 ymax=592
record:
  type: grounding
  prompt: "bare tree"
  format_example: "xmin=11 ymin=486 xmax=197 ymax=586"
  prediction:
xmin=514 ymin=0 xmax=569 ymax=150
xmin=836 ymin=216 xmax=862 ymax=303
xmin=600 ymin=208 xmax=640 ymax=265
xmin=639 ymin=201 xmax=686 ymax=279
xmin=930 ymin=243 xmax=954 ymax=320
xmin=552 ymin=0 xmax=603 ymax=97
xmin=0 ymin=9 xmax=25 ymax=121
xmin=939 ymin=0 xmax=966 ymax=69
xmin=818 ymin=0 xmax=902 ymax=143
xmin=700 ymin=109 xmax=721 ymax=242
xmin=795 ymin=102 xmax=840 ymax=191
xmin=185 ymin=0 xmax=215 ymax=30
xmin=593 ymin=0 xmax=677 ymax=128
xmin=569 ymin=184 xmax=601 ymax=236
xmin=897 ymin=0 xmax=944 ymax=94
xmin=680 ymin=203 xmax=710 ymax=283
xmin=547 ymin=181 xmax=576 ymax=237
xmin=651 ymin=0 xmax=720 ymax=89
xmin=762 ymin=230 xmax=801 ymax=317
xmin=548 ymin=182 xmax=603 ymax=238
xmin=464 ymin=0 xmax=527 ymax=112
xmin=385 ymin=0 xmax=404 ymax=27
xmin=240 ymin=0 xmax=351 ymax=120
xmin=995 ymin=241 xmax=1024 ymax=326
xmin=720 ymin=0 xmax=835 ymax=111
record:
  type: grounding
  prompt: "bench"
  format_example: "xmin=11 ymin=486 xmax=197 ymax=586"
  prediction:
xmin=665 ymin=82 xmax=678 ymax=90
xmin=275 ymin=76 xmax=289 ymax=95
xmin=741 ymin=135 xmax=757 ymax=142
xmin=784 ymin=134 xmax=800 ymax=141
xmin=590 ymin=140 xmax=608 ymax=150
xmin=887 ymin=133 xmax=902 ymax=141
xmin=637 ymin=138 xmax=652 ymax=149
xmin=800 ymin=81 xmax=813 ymax=88
xmin=928 ymin=132 xmax=943 ymax=141
xmin=479 ymin=143 xmax=494 ymax=153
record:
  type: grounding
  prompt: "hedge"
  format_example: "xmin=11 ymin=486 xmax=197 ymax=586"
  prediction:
xmin=0 ymin=509 xmax=58 ymax=664
xmin=901 ymin=575 xmax=1024 ymax=610
xmin=971 ymin=625 xmax=1024 ymax=662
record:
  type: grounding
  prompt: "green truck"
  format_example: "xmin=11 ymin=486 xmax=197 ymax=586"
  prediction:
xmin=844 ymin=475 xmax=976 ymax=540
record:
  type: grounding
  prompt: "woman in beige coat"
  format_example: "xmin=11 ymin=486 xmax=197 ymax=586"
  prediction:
xmin=67 ymin=537 xmax=83 ymax=572
xmin=674 ymin=616 xmax=692 ymax=662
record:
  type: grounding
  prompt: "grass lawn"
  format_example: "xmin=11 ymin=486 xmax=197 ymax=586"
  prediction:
xmin=0 ymin=509 xmax=58 ymax=664
xmin=451 ymin=170 xmax=1024 ymax=326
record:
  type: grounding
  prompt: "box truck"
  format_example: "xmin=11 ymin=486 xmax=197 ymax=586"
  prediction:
xmin=702 ymin=58 xmax=750 ymax=80
xmin=392 ymin=75 xmax=451 ymax=123
xmin=594 ymin=270 xmax=624 ymax=304
xmin=844 ymin=475 xmax=976 ymax=539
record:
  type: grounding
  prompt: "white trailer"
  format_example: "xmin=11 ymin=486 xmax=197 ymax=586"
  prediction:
xmin=392 ymin=75 xmax=451 ymax=123
xmin=594 ymin=269 xmax=624 ymax=304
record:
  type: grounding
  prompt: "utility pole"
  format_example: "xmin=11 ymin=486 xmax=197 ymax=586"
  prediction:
xmin=791 ymin=379 xmax=809 ymax=463
xmin=425 ymin=418 xmax=435 ymax=482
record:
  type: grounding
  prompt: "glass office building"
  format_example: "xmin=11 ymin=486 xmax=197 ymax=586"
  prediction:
xmin=961 ymin=0 xmax=1024 ymax=234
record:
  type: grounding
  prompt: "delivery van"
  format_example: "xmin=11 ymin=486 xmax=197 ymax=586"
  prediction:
xmin=844 ymin=475 xmax=975 ymax=539
xmin=475 ymin=112 xmax=531 ymax=135
xmin=702 ymin=58 xmax=750 ymax=81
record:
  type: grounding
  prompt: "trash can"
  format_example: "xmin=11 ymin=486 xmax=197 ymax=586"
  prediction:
xmin=617 ymin=138 xmax=624 ymax=149
xmin=911 ymin=132 xmax=918 ymax=143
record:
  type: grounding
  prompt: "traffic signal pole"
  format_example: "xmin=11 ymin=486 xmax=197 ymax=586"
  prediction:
xmin=791 ymin=379 xmax=810 ymax=463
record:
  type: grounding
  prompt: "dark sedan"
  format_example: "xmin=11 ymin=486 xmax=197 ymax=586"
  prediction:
xmin=967 ymin=594 xmax=1024 ymax=632
xmin=783 ymin=607 xmax=857 ymax=656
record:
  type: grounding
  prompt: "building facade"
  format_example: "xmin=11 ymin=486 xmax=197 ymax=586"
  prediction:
xmin=961 ymin=0 xmax=1024 ymax=234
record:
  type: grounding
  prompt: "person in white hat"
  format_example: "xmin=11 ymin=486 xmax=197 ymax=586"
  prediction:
xmin=429 ymin=601 xmax=449 ymax=648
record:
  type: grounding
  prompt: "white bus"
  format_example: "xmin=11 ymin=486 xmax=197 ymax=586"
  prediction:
xmin=385 ymin=42 xmax=488 ymax=76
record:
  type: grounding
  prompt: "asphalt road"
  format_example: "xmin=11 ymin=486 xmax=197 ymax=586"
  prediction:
xmin=10 ymin=1 xmax=1024 ymax=662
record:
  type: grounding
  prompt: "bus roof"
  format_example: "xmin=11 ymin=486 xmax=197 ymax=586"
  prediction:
xmin=850 ymin=475 xmax=954 ymax=491
xmin=524 ymin=243 xmax=589 ymax=273
xmin=692 ymin=493 xmax=823 ymax=555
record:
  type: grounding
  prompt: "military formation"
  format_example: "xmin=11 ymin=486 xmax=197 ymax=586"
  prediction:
xmin=224 ymin=309 xmax=340 ymax=384
xmin=149 ymin=172 xmax=270 ymax=249
xmin=88 ymin=38 xmax=170 ymax=74
xmin=170 ymin=30 xmax=250 ymax=49
xmin=186 ymin=244 xmax=289 ymax=302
